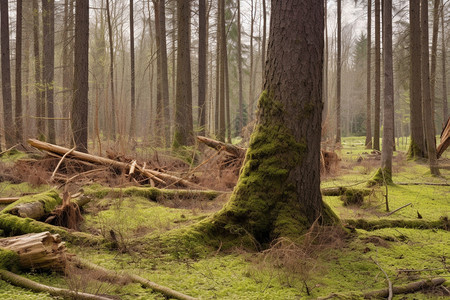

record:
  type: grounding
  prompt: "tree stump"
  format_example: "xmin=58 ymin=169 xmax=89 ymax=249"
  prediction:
xmin=0 ymin=231 xmax=67 ymax=271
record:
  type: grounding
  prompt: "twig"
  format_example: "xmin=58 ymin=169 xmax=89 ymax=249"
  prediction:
xmin=0 ymin=144 xmax=20 ymax=156
xmin=395 ymin=182 xmax=450 ymax=186
xmin=50 ymin=147 xmax=76 ymax=181
xmin=0 ymin=197 xmax=20 ymax=204
xmin=384 ymin=203 xmax=412 ymax=216
xmin=370 ymin=257 xmax=393 ymax=300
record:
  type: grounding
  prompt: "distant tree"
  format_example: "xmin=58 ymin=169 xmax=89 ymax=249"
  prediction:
xmin=106 ymin=0 xmax=116 ymax=140
xmin=237 ymin=0 xmax=244 ymax=135
xmin=42 ymin=0 xmax=55 ymax=143
xmin=373 ymin=0 xmax=381 ymax=150
xmin=248 ymin=0 xmax=256 ymax=121
xmin=1 ymin=0 xmax=14 ymax=148
xmin=33 ymin=0 xmax=45 ymax=139
xmin=158 ymin=0 xmax=170 ymax=145
xmin=380 ymin=0 xmax=395 ymax=183
xmin=336 ymin=0 xmax=342 ymax=144
xmin=408 ymin=0 xmax=426 ymax=159
xmin=217 ymin=0 xmax=226 ymax=142
xmin=430 ymin=0 xmax=440 ymax=132
xmin=365 ymin=0 xmax=372 ymax=149
xmin=130 ymin=0 xmax=136 ymax=138
xmin=16 ymin=0 xmax=24 ymax=141
xmin=198 ymin=0 xmax=207 ymax=136
xmin=442 ymin=0 xmax=448 ymax=123
xmin=71 ymin=0 xmax=89 ymax=152
xmin=173 ymin=0 xmax=194 ymax=147
xmin=421 ymin=0 xmax=440 ymax=175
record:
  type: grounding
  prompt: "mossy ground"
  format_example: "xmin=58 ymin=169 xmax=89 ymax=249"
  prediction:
xmin=0 ymin=136 xmax=449 ymax=299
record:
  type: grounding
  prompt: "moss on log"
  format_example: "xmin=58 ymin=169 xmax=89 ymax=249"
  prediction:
xmin=0 ymin=214 xmax=103 ymax=245
xmin=2 ymin=190 xmax=61 ymax=220
xmin=83 ymin=184 xmax=223 ymax=201
xmin=0 ymin=248 xmax=19 ymax=270
xmin=344 ymin=217 xmax=449 ymax=231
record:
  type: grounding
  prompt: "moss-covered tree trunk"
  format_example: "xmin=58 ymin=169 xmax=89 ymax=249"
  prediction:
xmin=200 ymin=0 xmax=336 ymax=245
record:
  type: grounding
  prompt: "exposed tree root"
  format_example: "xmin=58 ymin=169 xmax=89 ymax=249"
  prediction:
xmin=344 ymin=217 xmax=449 ymax=231
xmin=0 ymin=269 xmax=114 ymax=300
xmin=72 ymin=257 xmax=198 ymax=300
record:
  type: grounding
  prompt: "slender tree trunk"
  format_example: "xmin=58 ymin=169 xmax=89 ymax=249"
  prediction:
xmin=129 ymin=0 xmax=136 ymax=139
xmin=173 ymin=0 xmax=193 ymax=147
xmin=408 ymin=0 xmax=426 ymax=158
xmin=71 ymin=0 xmax=89 ymax=152
xmin=237 ymin=0 xmax=244 ymax=135
xmin=198 ymin=0 xmax=207 ymax=136
xmin=225 ymin=36 xmax=231 ymax=143
xmin=159 ymin=0 xmax=170 ymax=145
xmin=106 ymin=0 xmax=116 ymax=140
xmin=381 ymin=0 xmax=394 ymax=181
xmin=62 ymin=0 xmax=74 ymax=145
xmin=33 ymin=0 xmax=45 ymax=139
xmin=23 ymin=0 xmax=32 ymax=139
xmin=421 ymin=0 xmax=440 ymax=175
xmin=261 ymin=0 xmax=266 ymax=85
xmin=153 ymin=0 xmax=163 ymax=143
xmin=218 ymin=0 xmax=226 ymax=142
xmin=323 ymin=0 xmax=329 ymax=126
xmin=430 ymin=0 xmax=440 ymax=134
xmin=442 ymin=0 xmax=448 ymax=123
xmin=15 ymin=0 xmax=23 ymax=142
xmin=365 ymin=0 xmax=372 ymax=149
xmin=374 ymin=0 xmax=381 ymax=150
xmin=42 ymin=0 xmax=55 ymax=143
xmin=336 ymin=0 xmax=341 ymax=144
xmin=248 ymin=0 xmax=255 ymax=121
xmin=1 ymin=0 xmax=14 ymax=148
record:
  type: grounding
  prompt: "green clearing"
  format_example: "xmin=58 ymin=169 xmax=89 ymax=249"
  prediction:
xmin=0 ymin=137 xmax=449 ymax=299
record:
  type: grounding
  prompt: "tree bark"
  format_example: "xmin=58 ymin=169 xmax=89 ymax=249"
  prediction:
xmin=373 ymin=0 xmax=381 ymax=151
xmin=237 ymin=0 xmax=244 ymax=135
xmin=159 ymin=0 xmax=171 ymax=145
xmin=129 ymin=0 xmax=136 ymax=139
xmin=173 ymin=0 xmax=194 ymax=147
xmin=15 ymin=0 xmax=23 ymax=142
xmin=336 ymin=0 xmax=342 ymax=144
xmin=71 ymin=0 xmax=89 ymax=152
xmin=430 ymin=0 xmax=440 ymax=134
xmin=33 ymin=0 xmax=45 ymax=140
xmin=365 ymin=0 xmax=372 ymax=149
xmin=381 ymin=0 xmax=394 ymax=181
xmin=42 ymin=0 xmax=55 ymax=144
xmin=105 ymin=0 xmax=116 ymax=140
xmin=421 ymin=0 xmax=440 ymax=175
xmin=408 ymin=0 xmax=426 ymax=158
xmin=1 ymin=0 xmax=14 ymax=148
xmin=198 ymin=0 xmax=207 ymax=136
xmin=217 ymin=0 xmax=226 ymax=142
xmin=441 ymin=0 xmax=448 ymax=124
xmin=248 ymin=0 xmax=255 ymax=121
xmin=62 ymin=0 xmax=74 ymax=145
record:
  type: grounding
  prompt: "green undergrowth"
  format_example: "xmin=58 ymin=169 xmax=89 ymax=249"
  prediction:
xmin=0 ymin=150 xmax=28 ymax=164
xmin=0 ymin=182 xmax=50 ymax=198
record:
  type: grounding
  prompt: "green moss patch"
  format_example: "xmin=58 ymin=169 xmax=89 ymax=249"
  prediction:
xmin=2 ymin=190 xmax=61 ymax=216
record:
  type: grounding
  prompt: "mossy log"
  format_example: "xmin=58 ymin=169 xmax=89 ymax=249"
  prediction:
xmin=83 ymin=185 xmax=223 ymax=201
xmin=2 ymin=190 xmax=61 ymax=220
xmin=0 ymin=232 xmax=66 ymax=271
xmin=344 ymin=218 xmax=449 ymax=231
xmin=0 ymin=269 xmax=113 ymax=300
xmin=363 ymin=277 xmax=446 ymax=299
xmin=321 ymin=187 xmax=372 ymax=197
xmin=318 ymin=278 xmax=446 ymax=299
xmin=73 ymin=257 xmax=198 ymax=300
xmin=0 ymin=214 xmax=103 ymax=245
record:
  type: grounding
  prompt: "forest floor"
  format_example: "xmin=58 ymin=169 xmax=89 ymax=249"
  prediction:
xmin=0 ymin=136 xmax=449 ymax=299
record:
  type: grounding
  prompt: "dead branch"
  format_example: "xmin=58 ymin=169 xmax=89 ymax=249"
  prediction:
xmin=384 ymin=203 xmax=412 ymax=216
xmin=50 ymin=146 xmax=76 ymax=181
xmin=0 ymin=269 xmax=113 ymax=300
xmin=364 ymin=277 xmax=446 ymax=299
xmin=370 ymin=256 xmax=393 ymax=300
xmin=395 ymin=182 xmax=450 ymax=186
xmin=197 ymin=136 xmax=246 ymax=158
xmin=0 ymin=197 xmax=20 ymax=204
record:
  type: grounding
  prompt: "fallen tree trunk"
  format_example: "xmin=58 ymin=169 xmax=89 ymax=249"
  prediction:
xmin=73 ymin=257 xmax=198 ymax=300
xmin=395 ymin=182 xmax=450 ymax=186
xmin=364 ymin=277 xmax=446 ymax=299
xmin=197 ymin=136 xmax=246 ymax=157
xmin=0 ymin=232 xmax=66 ymax=271
xmin=28 ymin=139 xmax=198 ymax=188
xmin=321 ymin=187 xmax=371 ymax=197
xmin=0 ymin=213 xmax=103 ymax=245
xmin=0 ymin=269 xmax=113 ymax=300
xmin=2 ymin=190 xmax=61 ymax=220
xmin=344 ymin=218 xmax=449 ymax=231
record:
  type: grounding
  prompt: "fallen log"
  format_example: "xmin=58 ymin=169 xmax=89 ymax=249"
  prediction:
xmin=73 ymin=257 xmax=198 ymax=300
xmin=0 ymin=213 xmax=104 ymax=245
xmin=344 ymin=218 xmax=449 ymax=231
xmin=321 ymin=187 xmax=371 ymax=197
xmin=0 ymin=197 xmax=20 ymax=204
xmin=0 ymin=232 xmax=66 ymax=271
xmin=197 ymin=136 xmax=246 ymax=158
xmin=2 ymin=190 xmax=62 ymax=220
xmin=364 ymin=277 xmax=446 ymax=299
xmin=0 ymin=269 xmax=113 ymax=300
xmin=395 ymin=182 xmax=450 ymax=186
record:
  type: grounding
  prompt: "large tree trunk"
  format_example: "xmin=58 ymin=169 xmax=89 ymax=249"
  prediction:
xmin=42 ymin=0 xmax=56 ymax=144
xmin=381 ymin=0 xmax=395 ymax=183
xmin=33 ymin=0 xmax=45 ymax=140
xmin=195 ymin=0 xmax=336 ymax=245
xmin=373 ymin=0 xmax=381 ymax=151
xmin=15 ymin=0 xmax=23 ymax=142
xmin=1 ymin=0 xmax=14 ymax=148
xmin=365 ymin=0 xmax=372 ymax=149
xmin=421 ymin=0 xmax=440 ymax=175
xmin=408 ymin=0 xmax=426 ymax=158
xmin=430 ymin=0 xmax=440 ymax=133
xmin=71 ymin=0 xmax=89 ymax=152
xmin=173 ymin=0 xmax=194 ymax=147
